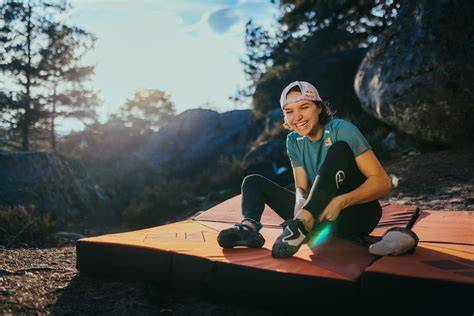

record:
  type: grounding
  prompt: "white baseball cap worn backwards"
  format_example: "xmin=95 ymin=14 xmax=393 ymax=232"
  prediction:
xmin=280 ymin=81 xmax=322 ymax=110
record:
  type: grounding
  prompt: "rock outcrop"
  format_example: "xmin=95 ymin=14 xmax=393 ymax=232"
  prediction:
xmin=0 ymin=152 xmax=108 ymax=223
xmin=355 ymin=0 xmax=474 ymax=145
xmin=136 ymin=109 xmax=263 ymax=174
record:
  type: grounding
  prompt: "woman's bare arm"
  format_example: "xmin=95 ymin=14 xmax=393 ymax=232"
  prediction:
xmin=340 ymin=149 xmax=391 ymax=208
xmin=293 ymin=166 xmax=309 ymax=193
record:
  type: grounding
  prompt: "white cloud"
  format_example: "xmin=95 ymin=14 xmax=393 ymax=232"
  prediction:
xmin=208 ymin=7 xmax=241 ymax=33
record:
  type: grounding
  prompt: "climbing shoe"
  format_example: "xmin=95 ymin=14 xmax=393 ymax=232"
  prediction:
xmin=272 ymin=219 xmax=310 ymax=258
xmin=217 ymin=223 xmax=265 ymax=249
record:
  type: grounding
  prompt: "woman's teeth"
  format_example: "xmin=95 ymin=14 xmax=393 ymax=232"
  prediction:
xmin=296 ymin=121 xmax=308 ymax=128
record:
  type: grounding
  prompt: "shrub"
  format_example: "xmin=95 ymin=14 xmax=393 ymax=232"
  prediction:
xmin=0 ymin=205 xmax=56 ymax=247
xmin=217 ymin=155 xmax=249 ymax=190
xmin=123 ymin=177 xmax=199 ymax=229
xmin=365 ymin=126 xmax=392 ymax=160
xmin=250 ymin=122 xmax=288 ymax=148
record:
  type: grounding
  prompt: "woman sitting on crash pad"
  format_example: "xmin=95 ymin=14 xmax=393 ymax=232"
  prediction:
xmin=217 ymin=81 xmax=392 ymax=259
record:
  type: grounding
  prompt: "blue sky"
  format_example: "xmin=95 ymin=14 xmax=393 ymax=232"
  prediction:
xmin=66 ymin=0 xmax=279 ymax=131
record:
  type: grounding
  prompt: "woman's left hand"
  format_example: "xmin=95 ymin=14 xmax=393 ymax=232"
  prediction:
xmin=318 ymin=195 xmax=347 ymax=222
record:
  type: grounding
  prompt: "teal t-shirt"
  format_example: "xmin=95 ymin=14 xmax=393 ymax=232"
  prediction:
xmin=286 ymin=118 xmax=371 ymax=186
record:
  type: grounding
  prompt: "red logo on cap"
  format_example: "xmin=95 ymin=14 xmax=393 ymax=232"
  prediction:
xmin=305 ymin=90 xmax=315 ymax=99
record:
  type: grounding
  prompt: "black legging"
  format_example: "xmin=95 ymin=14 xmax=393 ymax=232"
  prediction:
xmin=241 ymin=141 xmax=382 ymax=239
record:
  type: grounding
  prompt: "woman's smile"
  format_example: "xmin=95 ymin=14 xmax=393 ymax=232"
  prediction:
xmin=295 ymin=120 xmax=309 ymax=129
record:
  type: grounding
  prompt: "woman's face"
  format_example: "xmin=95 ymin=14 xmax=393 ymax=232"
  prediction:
xmin=283 ymin=90 xmax=322 ymax=139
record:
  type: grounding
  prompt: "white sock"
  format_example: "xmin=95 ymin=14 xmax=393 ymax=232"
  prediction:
xmin=369 ymin=229 xmax=418 ymax=256
xmin=241 ymin=219 xmax=256 ymax=231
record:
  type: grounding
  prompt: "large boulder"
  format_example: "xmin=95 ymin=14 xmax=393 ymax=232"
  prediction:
xmin=136 ymin=109 xmax=263 ymax=174
xmin=355 ymin=0 xmax=474 ymax=145
xmin=0 ymin=152 xmax=108 ymax=224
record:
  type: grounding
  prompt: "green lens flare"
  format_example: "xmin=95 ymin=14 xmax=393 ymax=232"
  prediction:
xmin=310 ymin=223 xmax=332 ymax=247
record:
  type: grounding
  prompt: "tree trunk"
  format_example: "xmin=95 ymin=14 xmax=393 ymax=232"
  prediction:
xmin=51 ymin=85 xmax=57 ymax=153
xmin=21 ymin=113 xmax=29 ymax=152
xmin=21 ymin=1 xmax=33 ymax=151
xmin=21 ymin=1 xmax=33 ymax=152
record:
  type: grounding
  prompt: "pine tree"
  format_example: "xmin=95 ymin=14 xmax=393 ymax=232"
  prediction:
xmin=38 ymin=23 xmax=98 ymax=152
xmin=0 ymin=0 xmax=96 ymax=151
xmin=238 ymin=0 xmax=400 ymax=114
xmin=119 ymin=88 xmax=176 ymax=133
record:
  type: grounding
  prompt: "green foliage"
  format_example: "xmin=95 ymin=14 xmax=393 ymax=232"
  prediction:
xmin=0 ymin=0 xmax=97 ymax=151
xmin=57 ymin=115 xmax=198 ymax=229
xmin=0 ymin=205 xmax=56 ymax=247
xmin=117 ymin=158 xmax=248 ymax=229
xmin=239 ymin=0 xmax=401 ymax=116
xmin=39 ymin=22 xmax=99 ymax=152
xmin=56 ymin=118 xmax=157 ymax=224
xmin=251 ymin=122 xmax=288 ymax=148
xmin=251 ymin=67 xmax=288 ymax=115
xmin=365 ymin=125 xmax=392 ymax=160
xmin=217 ymin=156 xmax=249 ymax=190
xmin=119 ymin=88 xmax=176 ymax=133
xmin=233 ymin=19 xmax=286 ymax=104
xmin=123 ymin=177 xmax=198 ymax=229
xmin=278 ymin=0 xmax=399 ymax=37
xmin=193 ymin=170 xmax=213 ymax=195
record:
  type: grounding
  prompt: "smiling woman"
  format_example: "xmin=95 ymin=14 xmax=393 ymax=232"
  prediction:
xmin=217 ymin=81 xmax=392 ymax=259
xmin=282 ymin=86 xmax=334 ymax=138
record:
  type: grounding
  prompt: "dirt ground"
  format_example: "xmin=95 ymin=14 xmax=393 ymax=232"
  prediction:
xmin=383 ymin=144 xmax=474 ymax=210
xmin=1 ymin=145 xmax=473 ymax=315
